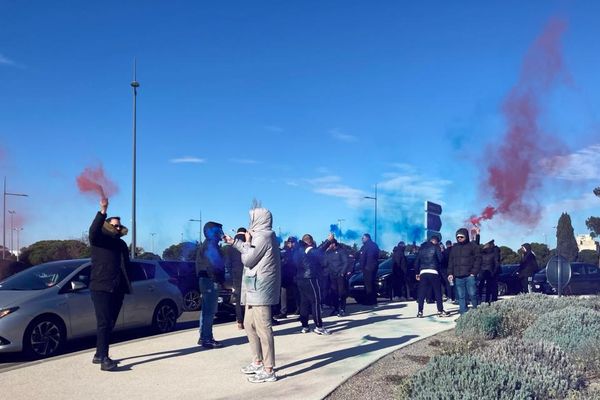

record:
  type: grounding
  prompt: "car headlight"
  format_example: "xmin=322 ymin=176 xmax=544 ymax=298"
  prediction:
xmin=0 ymin=307 xmax=19 ymax=319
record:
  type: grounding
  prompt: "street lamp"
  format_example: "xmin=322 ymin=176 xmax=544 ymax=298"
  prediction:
xmin=131 ymin=59 xmax=140 ymax=259
xmin=364 ymin=183 xmax=378 ymax=244
xmin=13 ymin=227 xmax=23 ymax=261
xmin=150 ymin=233 xmax=156 ymax=254
xmin=3 ymin=177 xmax=28 ymax=259
xmin=189 ymin=211 xmax=202 ymax=244
xmin=8 ymin=210 xmax=15 ymax=254
xmin=337 ymin=219 xmax=345 ymax=235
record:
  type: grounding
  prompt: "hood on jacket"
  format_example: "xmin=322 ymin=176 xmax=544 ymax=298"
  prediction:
xmin=483 ymin=239 xmax=495 ymax=249
xmin=249 ymin=208 xmax=273 ymax=232
xmin=455 ymin=228 xmax=470 ymax=243
xmin=521 ymin=243 xmax=532 ymax=252
xmin=102 ymin=221 xmax=128 ymax=237
xmin=203 ymin=221 xmax=224 ymax=241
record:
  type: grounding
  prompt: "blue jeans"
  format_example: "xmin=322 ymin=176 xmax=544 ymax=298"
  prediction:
xmin=198 ymin=277 xmax=219 ymax=342
xmin=455 ymin=275 xmax=478 ymax=315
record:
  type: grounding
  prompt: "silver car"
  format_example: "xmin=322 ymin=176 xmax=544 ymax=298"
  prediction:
xmin=0 ymin=258 xmax=184 ymax=358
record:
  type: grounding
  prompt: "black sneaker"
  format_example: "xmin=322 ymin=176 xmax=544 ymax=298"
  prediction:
xmin=417 ymin=311 xmax=424 ymax=318
xmin=92 ymin=355 xmax=102 ymax=364
xmin=201 ymin=339 xmax=223 ymax=349
xmin=337 ymin=310 xmax=346 ymax=317
xmin=438 ymin=311 xmax=451 ymax=317
xmin=273 ymin=313 xmax=287 ymax=320
xmin=100 ymin=357 xmax=118 ymax=371
xmin=329 ymin=309 xmax=339 ymax=317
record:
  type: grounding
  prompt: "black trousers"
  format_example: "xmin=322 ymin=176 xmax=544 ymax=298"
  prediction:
xmin=330 ymin=273 xmax=349 ymax=312
xmin=297 ymin=278 xmax=323 ymax=328
xmin=233 ymin=281 xmax=245 ymax=324
xmin=363 ymin=268 xmax=377 ymax=305
xmin=417 ymin=274 xmax=444 ymax=313
xmin=479 ymin=271 xmax=498 ymax=303
xmin=91 ymin=290 xmax=124 ymax=358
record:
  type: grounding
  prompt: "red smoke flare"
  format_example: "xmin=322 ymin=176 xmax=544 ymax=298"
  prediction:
xmin=76 ymin=165 xmax=118 ymax=200
xmin=469 ymin=206 xmax=497 ymax=227
xmin=473 ymin=18 xmax=568 ymax=227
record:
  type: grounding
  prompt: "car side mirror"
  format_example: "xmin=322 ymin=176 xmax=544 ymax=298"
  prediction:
xmin=71 ymin=281 xmax=88 ymax=291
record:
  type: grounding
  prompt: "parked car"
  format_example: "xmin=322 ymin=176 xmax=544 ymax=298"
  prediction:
xmin=0 ymin=258 xmax=184 ymax=359
xmin=496 ymin=264 xmax=523 ymax=296
xmin=349 ymin=255 xmax=417 ymax=304
xmin=532 ymin=262 xmax=600 ymax=295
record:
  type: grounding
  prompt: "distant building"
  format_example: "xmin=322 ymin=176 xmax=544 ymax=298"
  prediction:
xmin=575 ymin=234 xmax=597 ymax=252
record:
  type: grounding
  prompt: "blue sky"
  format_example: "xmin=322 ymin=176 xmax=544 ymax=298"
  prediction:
xmin=2 ymin=1 xmax=600 ymax=254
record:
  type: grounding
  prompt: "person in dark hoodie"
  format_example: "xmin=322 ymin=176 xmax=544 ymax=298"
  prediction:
xmin=448 ymin=228 xmax=481 ymax=315
xmin=415 ymin=235 xmax=450 ymax=318
xmin=196 ymin=221 xmax=226 ymax=349
xmin=323 ymin=239 xmax=351 ymax=317
xmin=517 ymin=243 xmax=539 ymax=294
xmin=359 ymin=233 xmax=380 ymax=305
xmin=391 ymin=241 xmax=409 ymax=301
xmin=479 ymin=239 xmax=500 ymax=304
xmin=225 ymin=227 xmax=247 ymax=329
xmin=441 ymin=240 xmax=454 ymax=302
xmin=89 ymin=198 xmax=132 ymax=371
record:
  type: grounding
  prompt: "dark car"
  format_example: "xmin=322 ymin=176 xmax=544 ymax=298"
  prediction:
xmin=532 ymin=262 xmax=600 ymax=295
xmin=349 ymin=255 xmax=417 ymax=304
xmin=496 ymin=264 xmax=523 ymax=296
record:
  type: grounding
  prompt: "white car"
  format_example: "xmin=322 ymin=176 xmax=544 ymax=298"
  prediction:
xmin=0 ymin=258 xmax=184 ymax=358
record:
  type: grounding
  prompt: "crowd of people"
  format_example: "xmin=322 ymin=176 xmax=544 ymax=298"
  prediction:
xmin=87 ymin=199 xmax=539 ymax=382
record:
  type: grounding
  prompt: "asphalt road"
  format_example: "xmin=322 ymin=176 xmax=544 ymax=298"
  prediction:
xmin=0 ymin=311 xmax=236 ymax=372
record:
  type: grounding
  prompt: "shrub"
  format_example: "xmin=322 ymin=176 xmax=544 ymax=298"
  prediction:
xmin=455 ymin=303 xmax=503 ymax=339
xmin=523 ymin=306 xmax=600 ymax=366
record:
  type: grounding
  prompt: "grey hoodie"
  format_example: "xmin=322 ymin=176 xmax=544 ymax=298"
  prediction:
xmin=232 ymin=208 xmax=281 ymax=306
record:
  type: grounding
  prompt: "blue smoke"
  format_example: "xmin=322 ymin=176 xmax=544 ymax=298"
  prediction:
xmin=329 ymin=224 xmax=361 ymax=241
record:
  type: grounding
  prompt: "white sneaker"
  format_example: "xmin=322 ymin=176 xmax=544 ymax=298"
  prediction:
xmin=241 ymin=363 xmax=263 ymax=374
xmin=313 ymin=327 xmax=331 ymax=335
xmin=248 ymin=369 xmax=277 ymax=383
xmin=300 ymin=326 xmax=310 ymax=333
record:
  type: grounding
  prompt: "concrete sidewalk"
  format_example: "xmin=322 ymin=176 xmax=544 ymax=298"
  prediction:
xmin=2 ymin=300 xmax=458 ymax=400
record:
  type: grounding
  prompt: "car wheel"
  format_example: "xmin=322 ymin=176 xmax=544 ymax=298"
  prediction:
xmin=152 ymin=301 xmax=178 ymax=333
xmin=497 ymin=282 xmax=508 ymax=297
xmin=183 ymin=290 xmax=201 ymax=311
xmin=23 ymin=315 xmax=66 ymax=359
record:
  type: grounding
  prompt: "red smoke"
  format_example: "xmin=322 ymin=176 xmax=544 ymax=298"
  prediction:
xmin=76 ymin=165 xmax=118 ymax=200
xmin=473 ymin=19 xmax=568 ymax=227
xmin=469 ymin=206 xmax=497 ymax=227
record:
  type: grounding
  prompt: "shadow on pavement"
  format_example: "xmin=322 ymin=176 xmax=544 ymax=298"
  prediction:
xmin=277 ymin=334 xmax=419 ymax=379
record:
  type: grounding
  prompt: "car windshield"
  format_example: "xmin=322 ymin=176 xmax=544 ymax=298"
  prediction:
xmin=0 ymin=260 xmax=86 ymax=290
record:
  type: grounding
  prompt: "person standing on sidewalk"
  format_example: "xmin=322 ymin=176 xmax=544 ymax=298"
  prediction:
xmin=295 ymin=234 xmax=331 ymax=335
xmin=323 ymin=239 xmax=351 ymax=317
xmin=196 ymin=221 xmax=226 ymax=349
xmin=225 ymin=207 xmax=281 ymax=383
xmin=391 ymin=241 xmax=409 ymax=300
xmin=517 ymin=243 xmax=538 ymax=294
xmin=359 ymin=233 xmax=380 ymax=306
xmin=89 ymin=198 xmax=132 ymax=371
xmin=415 ymin=235 xmax=450 ymax=318
xmin=447 ymin=228 xmax=481 ymax=315
xmin=274 ymin=237 xmax=298 ymax=319
xmin=225 ymin=227 xmax=247 ymax=329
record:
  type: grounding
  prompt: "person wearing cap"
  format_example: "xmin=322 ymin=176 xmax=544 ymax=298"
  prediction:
xmin=224 ymin=207 xmax=281 ymax=383
xmin=196 ymin=221 xmax=226 ymax=349
xmin=89 ymin=198 xmax=132 ymax=371
xmin=448 ymin=228 xmax=481 ymax=314
xmin=415 ymin=234 xmax=450 ymax=318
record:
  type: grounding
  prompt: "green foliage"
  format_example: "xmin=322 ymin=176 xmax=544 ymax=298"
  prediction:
xmin=557 ymin=212 xmax=580 ymax=262
xmin=586 ymin=216 xmax=600 ymax=238
xmin=579 ymin=249 xmax=599 ymax=265
xmin=20 ymin=240 xmax=90 ymax=266
xmin=499 ymin=246 xmax=520 ymax=264
xmin=162 ymin=242 xmax=198 ymax=261
xmin=523 ymin=306 xmax=600 ymax=360
xmin=530 ymin=242 xmax=551 ymax=267
xmin=137 ymin=252 xmax=161 ymax=260
xmin=455 ymin=303 xmax=503 ymax=339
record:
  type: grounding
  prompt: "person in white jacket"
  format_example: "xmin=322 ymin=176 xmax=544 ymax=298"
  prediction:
xmin=224 ymin=207 xmax=281 ymax=383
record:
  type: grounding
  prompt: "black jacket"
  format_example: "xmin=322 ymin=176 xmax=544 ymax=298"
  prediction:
xmin=415 ymin=241 xmax=443 ymax=274
xmin=392 ymin=244 xmax=407 ymax=275
xmin=324 ymin=248 xmax=350 ymax=276
xmin=295 ymin=243 xmax=323 ymax=280
xmin=89 ymin=212 xmax=132 ymax=293
xmin=359 ymin=239 xmax=380 ymax=272
xmin=441 ymin=247 xmax=452 ymax=271
xmin=518 ymin=248 xmax=539 ymax=278
xmin=480 ymin=245 xmax=500 ymax=276
xmin=448 ymin=229 xmax=481 ymax=278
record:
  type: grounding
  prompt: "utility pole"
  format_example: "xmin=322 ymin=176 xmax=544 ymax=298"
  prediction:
xmin=3 ymin=177 xmax=28 ymax=259
xmin=8 ymin=210 xmax=15 ymax=254
xmin=130 ymin=59 xmax=140 ymax=259
xmin=14 ymin=227 xmax=23 ymax=261
xmin=364 ymin=183 xmax=378 ymax=244
xmin=150 ymin=233 xmax=156 ymax=254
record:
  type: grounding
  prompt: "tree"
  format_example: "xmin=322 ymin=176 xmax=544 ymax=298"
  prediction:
xmin=137 ymin=252 xmax=162 ymax=260
xmin=530 ymin=242 xmax=551 ymax=268
xmin=585 ymin=216 xmax=600 ymax=239
xmin=162 ymin=242 xmax=198 ymax=261
xmin=556 ymin=212 xmax=579 ymax=262
xmin=578 ymin=249 xmax=599 ymax=265
xmin=20 ymin=240 xmax=91 ymax=266
xmin=499 ymin=246 xmax=520 ymax=264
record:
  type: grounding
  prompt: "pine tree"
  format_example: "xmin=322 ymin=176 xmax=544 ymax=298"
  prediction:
xmin=556 ymin=213 xmax=579 ymax=262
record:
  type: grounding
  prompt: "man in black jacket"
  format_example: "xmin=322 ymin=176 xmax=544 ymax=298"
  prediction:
xmin=447 ymin=228 xmax=481 ymax=315
xmin=517 ymin=243 xmax=538 ymax=293
xmin=89 ymin=198 xmax=132 ymax=371
xmin=391 ymin=241 xmax=409 ymax=301
xmin=415 ymin=235 xmax=450 ymax=318
xmin=323 ymin=239 xmax=351 ymax=317
xmin=359 ymin=234 xmax=380 ymax=306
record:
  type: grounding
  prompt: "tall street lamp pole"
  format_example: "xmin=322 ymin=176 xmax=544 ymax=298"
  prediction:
xmin=189 ymin=212 xmax=202 ymax=244
xmin=3 ymin=177 xmax=28 ymax=259
xmin=337 ymin=218 xmax=345 ymax=235
xmin=150 ymin=233 xmax=156 ymax=254
xmin=364 ymin=183 xmax=378 ymax=245
xmin=131 ymin=59 xmax=140 ymax=259
xmin=13 ymin=227 xmax=23 ymax=261
xmin=8 ymin=210 xmax=15 ymax=254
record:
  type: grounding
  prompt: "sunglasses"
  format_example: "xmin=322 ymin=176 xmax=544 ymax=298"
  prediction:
xmin=456 ymin=235 xmax=466 ymax=239
xmin=111 ymin=224 xmax=122 ymax=229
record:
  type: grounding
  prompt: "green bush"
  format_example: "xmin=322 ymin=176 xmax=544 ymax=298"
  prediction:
xmin=523 ymin=306 xmax=600 ymax=361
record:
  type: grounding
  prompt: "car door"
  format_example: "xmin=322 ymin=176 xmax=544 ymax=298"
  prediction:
xmin=567 ymin=264 xmax=586 ymax=294
xmin=121 ymin=261 xmax=158 ymax=328
xmin=585 ymin=264 xmax=600 ymax=295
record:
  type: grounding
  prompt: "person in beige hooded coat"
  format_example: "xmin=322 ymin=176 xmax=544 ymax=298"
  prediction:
xmin=225 ymin=207 xmax=281 ymax=383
